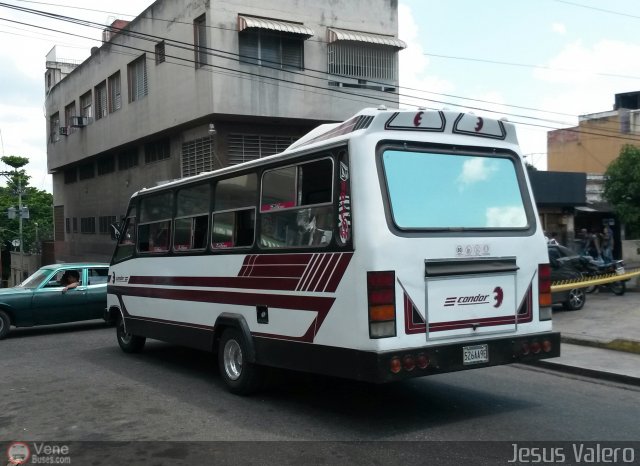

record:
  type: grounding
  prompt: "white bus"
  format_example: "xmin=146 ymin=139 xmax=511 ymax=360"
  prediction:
xmin=107 ymin=107 xmax=559 ymax=394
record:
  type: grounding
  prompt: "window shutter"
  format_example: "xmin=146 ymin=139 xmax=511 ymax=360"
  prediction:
xmin=282 ymin=36 xmax=303 ymax=69
xmin=239 ymin=30 xmax=260 ymax=65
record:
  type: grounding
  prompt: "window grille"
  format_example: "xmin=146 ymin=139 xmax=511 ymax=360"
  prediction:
xmin=128 ymin=55 xmax=148 ymax=102
xmin=78 ymin=161 xmax=95 ymax=180
xmin=145 ymin=139 xmax=171 ymax=164
xmin=65 ymin=101 xmax=75 ymax=130
xmin=80 ymin=217 xmax=96 ymax=234
xmin=118 ymin=149 xmax=139 ymax=170
xmin=80 ymin=91 xmax=92 ymax=118
xmin=49 ymin=112 xmax=60 ymax=143
xmin=155 ymin=41 xmax=166 ymax=64
xmin=108 ymin=72 xmax=121 ymax=113
xmin=194 ymin=15 xmax=207 ymax=67
xmin=99 ymin=215 xmax=117 ymax=234
xmin=227 ymin=134 xmax=297 ymax=165
xmin=181 ymin=136 xmax=215 ymax=177
xmin=64 ymin=167 xmax=77 ymax=184
xmin=95 ymin=81 xmax=107 ymax=120
xmin=327 ymin=42 xmax=397 ymax=82
xmin=97 ymin=155 xmax=115 ymax=175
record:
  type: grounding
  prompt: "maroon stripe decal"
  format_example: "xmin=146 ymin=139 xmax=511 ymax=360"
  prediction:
xmin=308 ymin=253 xmax=333 ymax=292
xmin=112 ymin=285 xmax=334 ymax=343
xmin=404 ymin=290 xmax=426 ymax=334
xmin=297 ymin=253 xmax=321 ymax=291
xmin=112 ymin=285 xmax=334 ymax=313
xmin=314 ymin=253 xmax=341 ymax=293
xmin=320 ymin=253 xmax=342 ymax=293
xmin=324 ymin=252 xmax=353 ymax=292
xmin=128 ymin=276 xmax=299 ymax=291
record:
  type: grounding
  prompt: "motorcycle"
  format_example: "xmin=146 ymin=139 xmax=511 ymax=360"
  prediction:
xmin=583 ymin=259 xmax=627 ymax=295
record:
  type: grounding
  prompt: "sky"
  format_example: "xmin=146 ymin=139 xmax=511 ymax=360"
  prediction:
xmin=2 ymin=0 xmax=640 ymax=193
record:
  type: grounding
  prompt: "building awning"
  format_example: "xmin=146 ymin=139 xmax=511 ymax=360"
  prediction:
xmin=238 ymin=15 xmax=314 ymax=37
xmin=327 ymin=27 xmax=406 ymax=49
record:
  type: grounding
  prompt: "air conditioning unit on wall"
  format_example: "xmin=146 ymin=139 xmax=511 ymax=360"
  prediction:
xmin=59 ymin=126 xmax=69 ymax=136
xmin=70 ymin=116 xmax=89 ymax=127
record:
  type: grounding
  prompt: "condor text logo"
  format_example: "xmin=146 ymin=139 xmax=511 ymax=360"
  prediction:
xmin=444 ymin=287 xmax=504 ymax=308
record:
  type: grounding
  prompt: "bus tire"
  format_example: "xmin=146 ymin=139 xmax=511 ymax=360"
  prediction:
xmin=116 ymin=317 xmax=146 ymax=353
xmin=0 ymin=310 xmax=10 ymax=340
xmin=218 ymin=327 xmax=262 ymax=395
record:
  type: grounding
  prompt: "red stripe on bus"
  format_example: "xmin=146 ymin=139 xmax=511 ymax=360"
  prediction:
xmin=324 ymin=253 xmax=353 ymax=292
xmin=312 ymin=253 xmax=340 ymax=292
xmin=127 ymin=276 xmax=299 ymax=291
xmin=111 ymin=285 xmax=334 ymax=313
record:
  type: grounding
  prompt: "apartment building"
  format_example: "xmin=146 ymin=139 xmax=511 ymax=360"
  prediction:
xmin=45 ymin=0 xmax=405 ymax=262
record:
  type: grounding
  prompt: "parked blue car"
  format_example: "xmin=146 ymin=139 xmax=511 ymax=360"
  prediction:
xmin=0 ymin=263 xmax=109 ymax=339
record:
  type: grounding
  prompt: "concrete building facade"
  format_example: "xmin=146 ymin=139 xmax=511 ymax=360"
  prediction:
xmin=547 ymin=91 xmax=640 ymax=261
xmin=45 ymin=0 xmax=405 ymax=262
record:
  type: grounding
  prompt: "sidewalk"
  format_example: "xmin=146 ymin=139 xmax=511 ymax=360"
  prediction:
xmin=532 ymin=278 xmax=640 ymax=385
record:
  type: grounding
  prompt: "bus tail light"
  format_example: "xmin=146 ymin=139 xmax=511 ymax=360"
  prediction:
xmin=368 ymin=271 xmax=396 ymax=338
xmin=538 ymin=264 xmax=552 ymax=308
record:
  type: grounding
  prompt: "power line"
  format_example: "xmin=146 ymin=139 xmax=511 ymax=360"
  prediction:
xmin=554 ymin=0 xmax=640 ymax=21
xmin=2 ymin=0 xmax=594 ymax=121
xmin=423 ymin=52 xmax=640 ymax=81
xmin=2 ymin=2 xmax=640 ymax=144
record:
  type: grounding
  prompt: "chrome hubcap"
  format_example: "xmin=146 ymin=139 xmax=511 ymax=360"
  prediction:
xmin=223 ymin=339 xmax=243 ymax=381
xmin=119 ymin=324 xmax=132 ymax=344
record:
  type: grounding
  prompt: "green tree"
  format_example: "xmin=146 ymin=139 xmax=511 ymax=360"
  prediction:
xmin=0 ymin=156 xmax=53 ymax=254
xmin=603 ymin=144 xmax=640 ymax=237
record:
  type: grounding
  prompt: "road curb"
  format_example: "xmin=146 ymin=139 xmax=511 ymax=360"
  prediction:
xmin=561 ymin=336 xmax=640 ymax=355
xmin=527 ymin=359 xmax=640 ymax=387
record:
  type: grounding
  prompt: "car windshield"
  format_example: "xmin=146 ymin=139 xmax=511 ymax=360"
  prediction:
xmin=18 ymin=269 xmax=54 ymax=289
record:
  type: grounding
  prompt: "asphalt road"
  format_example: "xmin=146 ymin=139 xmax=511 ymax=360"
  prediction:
xmin=1 ymin=322 xmax=638 ymax=464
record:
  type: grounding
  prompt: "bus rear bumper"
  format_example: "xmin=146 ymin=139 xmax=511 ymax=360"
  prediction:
xmin=254 ymin=332 xmax=561 ymax=383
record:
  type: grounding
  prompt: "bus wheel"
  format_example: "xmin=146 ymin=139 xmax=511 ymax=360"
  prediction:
xmin=218 ymin=328 xmax=262 ymax=395
xmin=116 ymin=317 xmax=146 ymax=353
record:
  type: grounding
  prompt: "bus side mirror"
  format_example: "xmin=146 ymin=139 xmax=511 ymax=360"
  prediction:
xmin=110 ymin=223 xmax=121 ymax=241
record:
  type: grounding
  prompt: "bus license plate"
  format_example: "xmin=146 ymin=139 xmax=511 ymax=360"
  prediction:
xmin=463 ymin=344 xmax=489 ymax=365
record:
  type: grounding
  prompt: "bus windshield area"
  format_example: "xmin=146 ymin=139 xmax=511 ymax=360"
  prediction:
xmin=382 ymin=149 xmax=528 ymax=230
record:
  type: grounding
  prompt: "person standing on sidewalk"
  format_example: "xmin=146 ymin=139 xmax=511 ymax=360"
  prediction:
xmin=600 ymin=224 xmax=614 ymax=263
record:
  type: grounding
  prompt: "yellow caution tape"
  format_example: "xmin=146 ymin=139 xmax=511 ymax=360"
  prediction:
xmin=550 ymin=268 xmax=640 ymax=292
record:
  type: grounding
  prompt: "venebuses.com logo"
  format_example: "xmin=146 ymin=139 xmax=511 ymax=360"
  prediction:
xmin=6 ymin=442 xmax=71 ymax=464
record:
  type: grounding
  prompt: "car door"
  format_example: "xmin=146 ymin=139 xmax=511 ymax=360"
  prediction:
xmin=31 ymin=268 xmax=88 ymax=325
xmin=85 ymin=267 xmax=109 ymax=319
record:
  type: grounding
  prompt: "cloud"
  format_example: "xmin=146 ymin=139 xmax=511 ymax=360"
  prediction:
xmin=534 ymin=39 xmax=640 ymax=115
xmin=552 ymin=22 xmax=566 ymax=35
xmin=486 ymin=206 xmax=527 ymax=227
xmin=398 ymin=3 xmax=455 ymax=109
xmin=456 ymin=158 xmax=497 ymax=189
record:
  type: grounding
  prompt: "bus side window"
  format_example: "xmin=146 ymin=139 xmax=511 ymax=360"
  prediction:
xmin=138 ymin=192 xmax=173 ymax=254
xmin=174 ymin=183 xmax=210 ymax=252
xmin=260 ymin=158 xmax=333 ymax=249
xmin=211 ymin=174 xmax=257 ymax=250
xmin=112 ymin=212 xmax=136 ymax=263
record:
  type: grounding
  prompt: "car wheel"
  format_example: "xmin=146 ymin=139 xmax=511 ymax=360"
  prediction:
xmin=563 ymin=288 xmax=585 ymax=311
xmin=116 ymin=317 xmax=146 ymax=353
xmin=218 ymin=328 xmax=262 ymax=395
xmin=0 ymin=310 xmax=10 ymax=340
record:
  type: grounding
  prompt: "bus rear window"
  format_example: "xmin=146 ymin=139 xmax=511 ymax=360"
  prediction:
xmin=382 ymin=150 xmax=528 ymax=229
